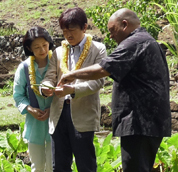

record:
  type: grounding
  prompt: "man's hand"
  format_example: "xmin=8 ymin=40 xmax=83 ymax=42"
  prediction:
xmin=57 ymin=73 xmax=75 ymax=86
xmin=54 ymin=85 xmax=75 ymax=98
xmin=41 ymin=87 xmax=54 ymax=97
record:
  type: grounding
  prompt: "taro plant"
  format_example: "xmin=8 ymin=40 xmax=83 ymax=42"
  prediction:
xmin=94 ymin=132 xmax=122 ymax=172
xmin=72 ymin=132 xmax=178 ymax=172
xmin=0 ymin=122 xmax=31 ymax=172
xmin=72 ymin=132 xmax=122 ymax=172
xmin=154 ymin=133 xmax=178 ymax=172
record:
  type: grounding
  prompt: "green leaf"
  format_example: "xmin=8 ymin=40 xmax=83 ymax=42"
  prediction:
xmin=157 ymin=40 xmax=177 ymax=56
xmin=103 ymin=133 xmax=112 ymax=147
xmin=6 ymin=132 xmax=19 ymax=151
xmin=111 ymin=156 xmax=122 ymax=169
xmin=0 ymin=135 xmax=8 ymax=149
xmin=100 ymin=145 xmax=110 ymax=156
xmin=24 ymin=164 xmax=31 ymax=172
xmin=1 ymin=159 xmax=14 ymax=172
xmin=97 ymin=154 xmax=107 ymax=164
xmin=103 ymin=162 xmax=113 ymax=171
xmin=167 ymin=133 xmax=178 ymax=148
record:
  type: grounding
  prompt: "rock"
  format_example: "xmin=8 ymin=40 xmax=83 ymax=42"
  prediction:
xmin=100 ymin=103 xmax=112 ymax=127
xmin=171 ymin=112 xmax=178 ymax=131
xmin=0 ymin=63 xmax=8 ymax=74
xmin=170 ymin=101 xmax=178 ymax=112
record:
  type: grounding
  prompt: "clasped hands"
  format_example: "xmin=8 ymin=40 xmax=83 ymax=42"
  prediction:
xmin=27 ymin=106 xmax=50 ymax=121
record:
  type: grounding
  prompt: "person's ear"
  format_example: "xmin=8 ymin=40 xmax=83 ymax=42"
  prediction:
xmin=83 ymin=23 xmax=88 ymax=33
xmin=122 ymin=20 xmax=128 ymax=31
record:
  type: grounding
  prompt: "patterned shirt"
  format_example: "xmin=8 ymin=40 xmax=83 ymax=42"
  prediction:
xmin=100 ymin=27 xmax=171 ymax=137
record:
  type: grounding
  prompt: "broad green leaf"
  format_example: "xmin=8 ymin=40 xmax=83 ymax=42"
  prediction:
xmin=24 ymin=164 xmax=31 ymax=172
xmin=103 ymin=162 xmax=113 ymax=172
xmin=6 ymin=133 xmax=19 ymax=151
xmin=111 ymin=156 xmax=122 ymax=169
xmin=1 ymin=159 xmax=14 ymax=172
xmin=167 ymin=133 xmax=178 ymax=148
xmin=94 ymin=143 xmax=101 ymax=156
xmin=97 ymin=154 xmax=107 ymax=164
xmin=99 ymin=145 xmax=110 ymax=156
xmin=102 ymin=133 xmax=112 ymax=147
xmin=19 ymin=122 xmax=25 ymax=136
xmin=16 ymin=138 xmax=28 ymax=153
xmin=0 ymin=136 xmax=8 ymax=149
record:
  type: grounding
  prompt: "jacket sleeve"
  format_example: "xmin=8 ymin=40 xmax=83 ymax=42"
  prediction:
xmin=41 ymin=49 xmax=60 ymax=87
xmin=74 ymin=42 xmax=107 ymax=99
xmin=13 ymin=62 xmax=30 ymax=114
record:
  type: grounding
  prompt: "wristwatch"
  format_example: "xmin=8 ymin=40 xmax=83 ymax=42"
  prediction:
xmin=70 ymin=93 xmax=75 ymax=98
xmin=70 ymin=86 xmax=75 ymax=98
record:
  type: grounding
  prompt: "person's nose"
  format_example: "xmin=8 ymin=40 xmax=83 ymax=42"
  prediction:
xmin=66 ymin=31 xmax=72 ymax=38
xmin=40 ymin=46 xmax=45 ymax=53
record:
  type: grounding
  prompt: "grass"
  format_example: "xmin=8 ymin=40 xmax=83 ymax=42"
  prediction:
xmin=0 ymin=96 xmax=25 ymax=128
xmin=100 ymin=86 xmax=112 ymax=105
xmin=0 ymin=0 xmax=106 ymax=34
xmin=0 ymin=27 xmax=22 ymax=35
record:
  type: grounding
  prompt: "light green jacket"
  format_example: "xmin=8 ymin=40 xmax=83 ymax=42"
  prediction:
xmin=13 ymin=57 xmax=53 ymax=145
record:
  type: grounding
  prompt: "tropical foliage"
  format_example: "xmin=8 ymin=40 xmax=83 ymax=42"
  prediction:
xmin=86 ymin=0 xmax=161 ymax=53
xmin=0 ymin=122 xmax=30 ymax=172
xmin=0 ymin=0 xmax=178 ymax=171
xmin=154 ymin=0 xmax=178 ymax=60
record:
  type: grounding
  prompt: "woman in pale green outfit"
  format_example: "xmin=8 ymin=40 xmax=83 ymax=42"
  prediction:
xmin=13 ymin=26 xmax=53 ymax=172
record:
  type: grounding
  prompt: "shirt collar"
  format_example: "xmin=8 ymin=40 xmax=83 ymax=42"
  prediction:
xmin=129 ymin=27 xmax=145 ymax=37
xmin=69 ymin=34 xmax=87 ymax=52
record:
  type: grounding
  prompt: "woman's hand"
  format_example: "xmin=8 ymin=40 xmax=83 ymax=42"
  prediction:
xmin=26 ymin=105 xmax=49 ymax=121
xmin=38 ymin=108 xmax=50 ymax=121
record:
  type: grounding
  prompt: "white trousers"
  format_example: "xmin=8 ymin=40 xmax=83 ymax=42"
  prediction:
xmin=28 ymin=142 xmax=53 ymax=172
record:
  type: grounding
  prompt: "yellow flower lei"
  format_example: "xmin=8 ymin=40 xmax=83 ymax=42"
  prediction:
xmin=61 ymin=34 xmax=92 ymax=74
xmin=29 ymin=50 xmax=52 ymax=96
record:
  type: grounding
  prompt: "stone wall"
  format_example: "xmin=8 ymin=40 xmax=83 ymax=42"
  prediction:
xmin=0 ymin=19 xmax=102 ymax=65
xmin=0 ymin=33 xmax=64 ymax=63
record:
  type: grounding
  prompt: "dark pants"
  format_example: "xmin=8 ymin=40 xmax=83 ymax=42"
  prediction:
xmin=51 ymin=100 xmax=97 ymax=172
xmin=121 ymin=135 xmax=163 ymax=172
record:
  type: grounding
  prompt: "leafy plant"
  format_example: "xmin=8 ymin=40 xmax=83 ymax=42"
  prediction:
xmin=166 ymin=55 xmax=178 ymax=73
xmin=72 ymin=133 xmax=122 ymax=172
xmin=95 ymin=133 xmax=122 ymax=172
xmin=0 ymin=79 xmax=14 ymax=97
xmin=154 ymin=0 xmax=178 ymax=57
xmin=86 ymin=0 xmax=160 ymax=53
xmin=154 ymin=133 xmax=178 ymax=172
xmin=0 ymin=122 xmax=30 ymax=172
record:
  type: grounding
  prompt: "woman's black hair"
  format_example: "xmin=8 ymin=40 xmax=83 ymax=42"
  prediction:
xmin=23 ymin=26 xmax=53 ymax=56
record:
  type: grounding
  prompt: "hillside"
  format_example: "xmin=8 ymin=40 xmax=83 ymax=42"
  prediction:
xmin=0 ymin=0 xmax=105 ymax=37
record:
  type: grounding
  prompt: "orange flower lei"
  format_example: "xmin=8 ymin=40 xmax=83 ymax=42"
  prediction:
xmin=61 ymin=34 xmax=92 ymax=74
xmin=29 ymin=50 xmax=52 ymax=96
